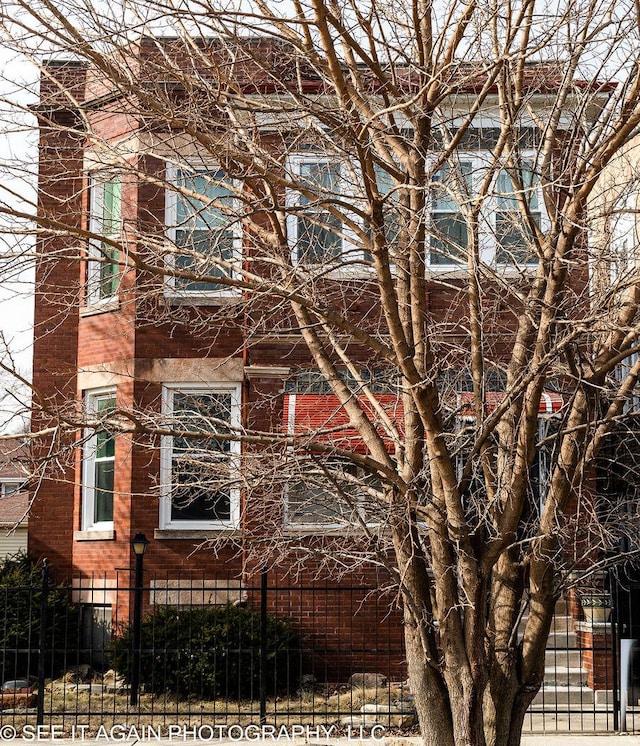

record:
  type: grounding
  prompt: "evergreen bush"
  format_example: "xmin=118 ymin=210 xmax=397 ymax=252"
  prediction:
xmin=112 ymin=604 xmax=301 ymax=700
xmin=0 ymin=553 xmax=78 ymax=678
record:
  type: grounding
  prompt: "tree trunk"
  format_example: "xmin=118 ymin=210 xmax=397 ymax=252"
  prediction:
xmin=405 ymin=603 xmax=544 ymax=746
xmin=483 ymin=662 xmax=538 ymax=746
xmin=402 ymin=605 xmax=455 ymax=746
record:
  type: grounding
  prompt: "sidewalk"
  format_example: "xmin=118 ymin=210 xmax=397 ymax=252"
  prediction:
xmin=522 ymin=738 xmax=640 ymax=745
xmin=0 ymin=736 xmax=639 ymax=745
xmin=1 ymin=724 xmax=640 ymax=745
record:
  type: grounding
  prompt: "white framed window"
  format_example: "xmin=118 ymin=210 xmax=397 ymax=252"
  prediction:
xmin=87 ymin=174 xmax=121 ymax=304
xmin=288 ymin=156 xmax=346 ymax=265
xmin=0 ymin=479 xmax=25 ymax=498
xmin=367 ymin=164 xmax=400 ymax=258
xmin=429 ymin=161 xmax=473 ymax=266
xmin=426 ymin=156 xmax=546 ymax=268
xmin=610 ymin=195 xmax=637 ymax=283
xmin=287 ymin=155 xmax=401 ymax=268
xmin=285 ymin=458 xmax=380 ymax=529
xmin=531 ymin=415 xmax=559 ymax=515
xmin=455 ymin=414 xmax=558 ymax=516
xmin=614 ymin=351 xmax=640 ymax=414
xmin=160 ymin=383 xmax=241 ymax=529
xmin=287 ymin=152 xmax=545 ymax=270
xmin=493 ymin=164 xmax=542 ymax=264
xmin=81 ymin=389 xmax=116 ymax=531
xmin=165 ymin=166 xmax=241 ymax=296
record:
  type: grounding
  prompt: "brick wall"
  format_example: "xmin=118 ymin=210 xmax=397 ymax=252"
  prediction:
xmin=29 ymin=64 xmax=87 ymax=573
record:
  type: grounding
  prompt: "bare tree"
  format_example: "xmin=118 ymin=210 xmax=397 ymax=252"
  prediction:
xmin=3 ymin=0 xmax=640 ymax=743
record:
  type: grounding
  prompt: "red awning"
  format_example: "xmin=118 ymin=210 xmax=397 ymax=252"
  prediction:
xmin=283 ymin=390 xmax=563 ymax=451
xmin=457 ymin=391 xmax=564 ymax=416
xmin=283 ymin=393 xmax=403 ymax=453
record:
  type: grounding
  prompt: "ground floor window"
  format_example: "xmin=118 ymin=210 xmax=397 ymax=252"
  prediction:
xmin=160 ymin=383 xmax=241 ymax=529
xmin=81 ymin=389 xmax=116 ymax=532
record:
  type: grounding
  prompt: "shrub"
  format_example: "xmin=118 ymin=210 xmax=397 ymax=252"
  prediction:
xmin=0 ymin=553 xmax=79 ymax=678
xmin=112 ymin=604 xmax=302 ymax=700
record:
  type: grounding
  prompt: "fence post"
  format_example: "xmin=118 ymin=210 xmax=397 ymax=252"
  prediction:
xmin=611 ymin=571 xmax=619 ymax=731
xmin=36 ymin=559 xmax=49 ymax=727
xmin=260 ymin=567 xmax=268 ymax=724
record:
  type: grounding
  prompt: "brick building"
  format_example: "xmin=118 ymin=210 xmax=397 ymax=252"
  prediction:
xmin=27 ymin=38 xmax=608 ymax=687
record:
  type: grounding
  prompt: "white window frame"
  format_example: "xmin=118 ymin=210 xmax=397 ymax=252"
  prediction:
xmin=284 ymin=456 xmax=380 ymax=530
xmin=492 ymin=161 xmax=544 ymax=266
xmin=286 ymin=152 xmax=547 ymax=272
xmin=428 ymin=159 xmax=474 ymax=268
xmin=87 ymin=174 xmax=122 ymax=306
xmin=455 ymin=413 xmax=558 ymax=516
xmin=165 ymin=165 xmax=242 ymax=298
xmin=533 ymin=415 xmax=559 ymax=515
xmin=287 ymin=154 xmax=368 ymax=267
xmin=614 ymin=351 xmax=640 ymax=414
xmin=160 ymin=382 xmax=242 ymax=530
xmin=425 ymin=153 xmax=548 ymax=269
xmin=81 ymin=388 xmax=116 ymax=532
xmin=610 ymin=195 xmax=637 ymax=283
xmin=0 ymin=479 xmax=25 ymax=498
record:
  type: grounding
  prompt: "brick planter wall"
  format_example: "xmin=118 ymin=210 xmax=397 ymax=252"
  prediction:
xmin=576 ymin=623 xmax=614 ymax=690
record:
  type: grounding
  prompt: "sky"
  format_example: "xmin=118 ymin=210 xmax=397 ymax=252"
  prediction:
xmin=0 ymin=43 xmax=38 ymax=430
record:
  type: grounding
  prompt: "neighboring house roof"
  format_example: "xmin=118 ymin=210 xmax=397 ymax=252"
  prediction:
xmin=0 ymin=438 xmax=29 ymax=528
xmin=0 ymin=491 xmax=29 ymax=528
xmin=0 ymin=439 xmax=29 ymax=481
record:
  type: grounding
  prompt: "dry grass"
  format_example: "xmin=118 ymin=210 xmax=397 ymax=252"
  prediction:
xmin=0 ymin=683 xmax=413 ymax=736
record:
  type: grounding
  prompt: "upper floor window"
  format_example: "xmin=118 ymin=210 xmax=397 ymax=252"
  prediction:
xmin=88 ymin=175 xmax=121 ymax=304
xmin=81 ymin=389 xmax=116 ymax=531
xmin=427 ymin=158 xmax=544 ymax=268
xmin=610 ymin=195 xmax=637 ymax=283
xmin=429 ymin=161 xmax=472 ymax=266
xmin=288 ymin=156 xmax=402 ymax=268
xmin=494 ymin=165 xmax=541 ymax=264
xmin=613 ymin=351 xmax=640 ymax=414
xmin=160 ymin=384 xmax=241 ymax=529
xmin=288 ymin=157 xmax=345 ymax=265
xmin=287 ymin=154 xmax=544 ymax=271
xmin=165 ymin=167 xmax=239 ymax=296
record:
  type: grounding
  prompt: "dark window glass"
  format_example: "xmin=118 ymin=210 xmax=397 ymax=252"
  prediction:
xmin=170 ymin=391 xmax=233 ymax=522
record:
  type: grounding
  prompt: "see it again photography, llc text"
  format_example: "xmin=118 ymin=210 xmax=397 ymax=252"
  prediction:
xmin=0 ymin=725 xmax=388 ymax=742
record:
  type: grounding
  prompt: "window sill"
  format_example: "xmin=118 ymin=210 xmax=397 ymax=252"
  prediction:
xmin=80 ymin=301 xmax=120 ymax=317
xmin=282 ymin=526 xmax=365 ymax=535
xmin=74 ymin=529 xmax=115 ymax=541
xmin=425 ymin=263 xmax=537 ymax=275
xmin=293 ymin=264 xmax=375 ymax=280
xmin=164 ymin=293 xmax=242 ymax=307
xmin=154 ymin=529 xmax=241 ymax=540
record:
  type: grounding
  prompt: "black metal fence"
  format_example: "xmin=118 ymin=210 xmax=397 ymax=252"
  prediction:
xmin=0 ymin=562 xmax=409 ymax=737
xmin=0 ymin=562 xmax=635 ymax=736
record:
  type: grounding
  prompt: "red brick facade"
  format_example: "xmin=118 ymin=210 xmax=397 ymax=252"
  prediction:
xmin=28 ymin=52 xmax=411 ymax=679
xmin=28 ymin=47 xmax=594 ymax=686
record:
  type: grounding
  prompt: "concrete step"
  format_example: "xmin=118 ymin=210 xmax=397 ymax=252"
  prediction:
xmin=548 ymin=615 xmax=574 ymax=634
xmin=532 ymin=684 xmax=594 ymax=706
xmin=546 ymin=630 xmax=577 ymax=648
xmin=545 ymin=648 xmax=582 ymax=668
xmin=518 ymin=617 xmax=574 ymax=636
xmin=542 ymin=666 xmax=587 ymax=687
xmin=594 ymin=689 xmax=615 ymax=706
xmin=518 ymin=601 xmax=570 ymax=631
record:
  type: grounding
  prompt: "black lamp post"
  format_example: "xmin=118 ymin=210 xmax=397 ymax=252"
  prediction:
xmin=130 ymin=532 xmax=149 ymax=706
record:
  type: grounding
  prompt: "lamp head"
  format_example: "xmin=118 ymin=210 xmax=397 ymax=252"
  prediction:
xmin=131 ymin=532 xmax=149 ymax=556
